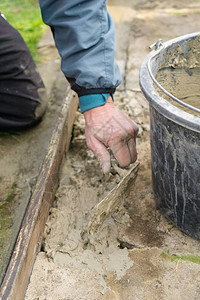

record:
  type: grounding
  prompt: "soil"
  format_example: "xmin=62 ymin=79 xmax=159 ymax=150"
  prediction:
xmin=25 ymin=0 xmax=200 ymax=299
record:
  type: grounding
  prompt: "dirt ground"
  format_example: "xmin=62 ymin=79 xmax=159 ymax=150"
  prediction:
xmin=25 ymin=0 xmax=200 ymax=299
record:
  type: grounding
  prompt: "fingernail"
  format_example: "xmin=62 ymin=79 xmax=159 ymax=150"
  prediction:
xmin=102 ymin=161 xmax=111 ymax=174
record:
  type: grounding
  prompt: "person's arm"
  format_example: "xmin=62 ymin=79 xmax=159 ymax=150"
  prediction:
xmin=39 ymin=0 xmax=121 ymax=103
xmin=39 ymin=0 xmax=138 ymax=172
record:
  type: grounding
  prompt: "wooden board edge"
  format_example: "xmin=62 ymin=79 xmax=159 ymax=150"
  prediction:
xmin=0 ymin=91 xmax=78 ymax=300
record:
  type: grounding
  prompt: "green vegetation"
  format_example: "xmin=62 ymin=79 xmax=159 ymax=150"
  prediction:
xmin=162 ymin=251 xmax=200 ymax=265
xmin=0 ymin=0 xmax=47 ymax=60
xmin=169 ymin=11 xmax=184 ymax=15
xmin=0 ymin=183 xmax=17 ymax=284
xmin=0 ymin=183 xmax=17 ymax=210
xmin=0 ymin=131 xmax=21 ymax=137
xmin=4 ymin=184 xmax=17 ymax=203
xmin=0 ymin=184 xmax=17 ymax=243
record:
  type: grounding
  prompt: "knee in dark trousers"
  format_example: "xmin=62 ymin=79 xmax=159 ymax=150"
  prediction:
xmin=0 ymin=14 xmax=47 ymax=131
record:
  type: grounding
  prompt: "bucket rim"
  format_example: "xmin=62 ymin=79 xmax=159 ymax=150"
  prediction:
xmin=139 ymin=32 xmax=200 ymax=133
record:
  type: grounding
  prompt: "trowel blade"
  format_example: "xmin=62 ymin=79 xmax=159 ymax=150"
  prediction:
xmin=88 ymin=162 xmax=140 ymax=234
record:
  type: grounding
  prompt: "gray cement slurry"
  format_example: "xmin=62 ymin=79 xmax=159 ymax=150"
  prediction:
xmin=156 ymin=66 xmax=200 ymax=115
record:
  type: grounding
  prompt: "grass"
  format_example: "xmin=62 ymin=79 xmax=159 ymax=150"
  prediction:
xmin=162 ymin=252 xmax=200 ymax=265
xmin=0 ymin=183 xmax=17 ymax=281
xmin=0 ymin=183 xmax=17 ymax=210
xmin=169 ymin=11 xmax=184 ymax=15
xmin=0 ymin=184 xmax=17 ymax=245
xmin=0 ymin=131 xmax=21 ymax=136
xmin=0 ymin=0 xmax=47 ymax=61
xmin=4 ymin=184 xmax=17 ymax=203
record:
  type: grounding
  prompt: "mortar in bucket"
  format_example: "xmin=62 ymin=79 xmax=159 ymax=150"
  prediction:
xmin=139 ymin=32 xmax=200 ymax=239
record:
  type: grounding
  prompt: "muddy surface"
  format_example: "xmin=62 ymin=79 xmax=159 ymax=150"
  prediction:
xmin=156 ymin=67 xmax=200 ymax=115
xmin=0 ymin=30 xmax=68 ymax=286
xmin=26 ymin=0 xmax=200 ymax=299
xmin=154 ymin=35 xmax=200 ymax=116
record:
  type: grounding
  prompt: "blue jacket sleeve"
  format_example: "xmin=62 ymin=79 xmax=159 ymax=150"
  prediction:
xmin=39 ymin=0 xmax=122 ymax=98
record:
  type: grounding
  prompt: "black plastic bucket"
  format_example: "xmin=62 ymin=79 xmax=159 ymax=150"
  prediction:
xmin=139 ymin=33 xmax=200 ymax=239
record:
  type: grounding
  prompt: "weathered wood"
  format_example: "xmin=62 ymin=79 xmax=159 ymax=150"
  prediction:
xmin=0 ymin=90 xmax=78 ymax=300
xmin=88 ymin=162 xmax=140 ymax=234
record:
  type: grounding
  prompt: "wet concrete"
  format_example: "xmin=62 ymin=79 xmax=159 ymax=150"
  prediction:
xmin=156 ymin=66 xmax=200 ymax=114
xmin=24 ymin=0 xmax=200 ymax=299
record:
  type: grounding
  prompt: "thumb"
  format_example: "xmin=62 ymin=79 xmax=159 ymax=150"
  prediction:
xmin=87 ymin=136 xmax=111 ymax=174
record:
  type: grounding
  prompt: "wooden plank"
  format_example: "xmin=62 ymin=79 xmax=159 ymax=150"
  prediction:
xmin=88 ymin=162 xmax=139 ymax=234
xmin=88 ymin=163 xmax=140 ymax=234
xmin=0 ymin=90 xmax=78 ymax=300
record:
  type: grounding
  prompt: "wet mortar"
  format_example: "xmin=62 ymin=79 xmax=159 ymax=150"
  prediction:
xmin=156 ymin=66 xmax=200 ymax=116
xmin=25 ymin=0 xmax=200 ymax=299
xmin=155 ymin=36 xmax=200 ymax=117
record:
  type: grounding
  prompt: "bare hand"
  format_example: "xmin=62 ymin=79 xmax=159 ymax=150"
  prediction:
xmin=83 ymin=96 xmax=139 ymax=174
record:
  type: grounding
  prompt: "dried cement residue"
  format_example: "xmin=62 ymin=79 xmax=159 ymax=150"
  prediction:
xmin=25 ymin=252 xmax=104 ymax=300
xmin=159 ymin=36 xmax=200 ymax=70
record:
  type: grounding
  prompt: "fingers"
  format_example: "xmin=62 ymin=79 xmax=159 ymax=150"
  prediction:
xmin=83 ymin=99 xmax=139 ymax=173
xmin=109 ymin=139 xmax=131 ymax=168
xmin=128 ymin=137 xmax=137 ymax=163
xmin=108 ymin=136 xmax=137 ymax=168
xmin=106 ymin=120 xmax=138 ymax=168
xmin=86 ymin=136 xmax=111 ymax=174
xmin=87 ymin=134 xmax=137 ymax=172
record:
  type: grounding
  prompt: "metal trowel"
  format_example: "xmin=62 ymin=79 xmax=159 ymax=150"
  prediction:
xmin=88 ymin=161 xmax=140 ymax=234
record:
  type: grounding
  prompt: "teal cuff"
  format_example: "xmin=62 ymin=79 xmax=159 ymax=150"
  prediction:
xmin=79 ymin=93 xmax=110 ymax=113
